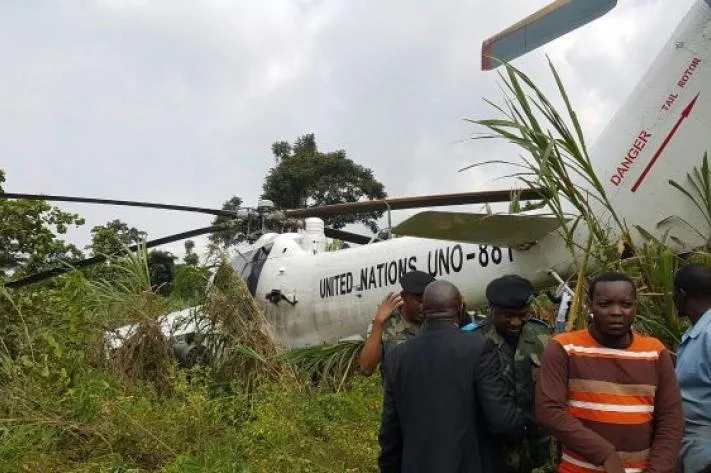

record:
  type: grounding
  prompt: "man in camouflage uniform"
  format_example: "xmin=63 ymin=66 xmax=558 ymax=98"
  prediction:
xmin=358 ymin=270 xmax=435 ymax=378
xmin=463 ymin=274 xmax=552 ymax=473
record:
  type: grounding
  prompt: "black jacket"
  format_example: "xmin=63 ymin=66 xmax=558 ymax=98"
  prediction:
xmin=378 ymin=319 xmax=525 ymax=473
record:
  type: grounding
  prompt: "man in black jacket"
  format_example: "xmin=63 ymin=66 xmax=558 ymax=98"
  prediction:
xmin=378 ymin=280 xmax=525 ymax=473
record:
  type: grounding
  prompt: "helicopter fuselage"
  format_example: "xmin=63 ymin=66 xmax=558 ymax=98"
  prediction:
xmin=242 ymin=221 xmax=573 ymax=348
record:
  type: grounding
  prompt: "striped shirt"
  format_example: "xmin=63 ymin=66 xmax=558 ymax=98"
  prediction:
xmin=535 ymin=328 xmax=683 ymax=473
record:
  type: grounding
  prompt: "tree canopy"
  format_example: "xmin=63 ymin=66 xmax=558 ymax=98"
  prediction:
xmin=209 ymin=134 xmax=387 ymax=248
xmin=183 ymin=240 xmax=199 ymax=266
xmin=208 ymin=196 xmax=256 ymax=249
xmin=147 ymin=250 xmax=177 ymax=295
xmin=89 ymin=219 xmax=146 ymax=256
xmin=0 ymin=170 xmax=85 ymax=278
xmin=2 ymin=131 xmax=388 ymax=287
xmin=263 ymin=133 xmax=386 ymax=232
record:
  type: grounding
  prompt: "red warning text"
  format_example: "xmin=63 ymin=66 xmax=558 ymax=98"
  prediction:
xmin=610 ymin=130 xmax=652 ymax=187
xmin=661 ymin=93 xmax=679 ymax=111
xmin=678 ymin=57 xmax=701 ymax=88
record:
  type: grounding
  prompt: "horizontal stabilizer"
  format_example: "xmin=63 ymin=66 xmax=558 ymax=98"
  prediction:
xmin=482 ymin=0 xmax=617 ymax=71
xmin=392 ymin=211 xmax=566 ymax=247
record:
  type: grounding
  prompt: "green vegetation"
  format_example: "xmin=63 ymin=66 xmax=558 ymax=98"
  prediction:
xmin=1 ymin=59 xmax=710 ymax=472
xmin=0 ymin=244 xmax=381 ymax=472
xmin=0 ymin=134 xmax=385 ymax=471
xmin=209 ymin=133 xmax=387 ymax=248
xmin=463 ymin=58 xmax=711 ymax=345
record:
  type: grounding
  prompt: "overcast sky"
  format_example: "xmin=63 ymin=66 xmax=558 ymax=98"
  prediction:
xmin=0 ymin=0 xmax=697 ymax=261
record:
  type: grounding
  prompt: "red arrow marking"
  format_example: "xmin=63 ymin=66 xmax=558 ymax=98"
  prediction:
xmin=631 ymin=92 xmax=701 ymax=193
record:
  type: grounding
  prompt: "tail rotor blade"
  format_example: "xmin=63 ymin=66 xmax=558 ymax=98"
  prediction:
xmin=482 ymin=0 xmax=617 ymax=71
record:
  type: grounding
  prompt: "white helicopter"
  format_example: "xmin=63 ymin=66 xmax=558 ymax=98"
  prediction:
xmin=4 ymin=0 xmax=710 ymax=358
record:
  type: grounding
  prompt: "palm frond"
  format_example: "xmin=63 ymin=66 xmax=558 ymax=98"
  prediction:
xmin=281 ymin=340 xmax=364 ymax=393
xmin=667 ymin=152 xmax=711 ymax=244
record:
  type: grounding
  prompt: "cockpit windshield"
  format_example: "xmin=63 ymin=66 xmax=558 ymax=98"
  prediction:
xmin=237 ymin=233 xmax=277 ymax=296
xmin=243 ymin=246 xmax=270 ymax=295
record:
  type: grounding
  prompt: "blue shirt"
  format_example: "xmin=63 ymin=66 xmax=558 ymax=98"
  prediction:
xmin=676 ymin=307 xmax=711 ymax=472
xmin=461 ymin=322 xmax=478 ymax=332
xmin=460 ymin=318 xmax=548 ymax=332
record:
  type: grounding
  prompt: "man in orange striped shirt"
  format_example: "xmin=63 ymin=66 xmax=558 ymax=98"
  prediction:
xmin=535 ymin=271 xmax=683 ymax=473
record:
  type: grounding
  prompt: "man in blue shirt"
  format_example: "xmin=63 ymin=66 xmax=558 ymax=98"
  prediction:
xmin=674 ymin=263 xmax=711 ymax=473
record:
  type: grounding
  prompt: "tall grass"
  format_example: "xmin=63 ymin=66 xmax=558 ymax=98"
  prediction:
xmin=281 ymin=340 xmax=364 ymax=393
xmin=0 ymin=246 xmax=383 ymax=472
xmin=462 ymin=59 xmax=708 ymax=342
xmin=667 ymin=152 xmax=711 ymax=247
xmin=461 ymin=57 xmax=631 ymax=268
xmin=198 ymin=256 xmax=294 ymax=393
xmin=84 ymin=243 xmax=176 ymax=393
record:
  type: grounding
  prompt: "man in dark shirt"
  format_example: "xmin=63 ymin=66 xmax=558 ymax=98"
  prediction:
xmin=378 ymin=280 xmax=524 ymax=473
xmin=463 ymin=275 xmax=552 ymax=473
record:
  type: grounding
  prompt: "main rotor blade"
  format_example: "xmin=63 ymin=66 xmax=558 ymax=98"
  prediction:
xmin=323 ymin=227 xmax=374 ymax=245
xmin=282 ymin=188 xmax=544 ymax=219
xmin=4 ymin=224 xmax=229 ymax=289
xmin=1 ymin=193 xmax=237 ymax=217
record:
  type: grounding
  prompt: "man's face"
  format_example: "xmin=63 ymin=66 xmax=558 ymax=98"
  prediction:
xmin=401 ymin=291 xmax=424 ymax=323
xmin=589 ymin=281 xmax=636 ymax=338
xmin=492 ymin=306 xmax=531 ymax=340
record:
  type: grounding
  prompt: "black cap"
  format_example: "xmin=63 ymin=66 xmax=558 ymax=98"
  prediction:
xmin=400 ymin=270 xmax=436 ymax=296
xmin=486 ymin=274 xmax=536 ymax=309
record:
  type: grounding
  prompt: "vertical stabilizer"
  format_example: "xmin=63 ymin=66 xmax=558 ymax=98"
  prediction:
xmin=586 ymin=1 xmax=711 ymax=250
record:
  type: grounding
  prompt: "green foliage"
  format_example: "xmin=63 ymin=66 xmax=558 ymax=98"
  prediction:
xmin=462 ymin=59 xmax=701 ymax=340
xmin=667 ymin=152 xmax=711 ymax=247
xmin=0 ymin=170 xmax=85 ymax=278
xmin=200 ymin=258 xmax=293 ymax=393
xmin=620 ymin=235 xmax=685 ymax=348
xmin=262 ymin=133 xmax=387 ymax=233
xmin=183 ymin=240 xmax=199 ymax=266
xmin=209 ymin=134 xmax=388 ymax=248
xmin=0 ymin=244 xmax=382 ymax=472
xmin=282 ymin=341 xmax=364 ymax=393
xmin=147 ymin=250 xmax=177 ymax=295
xmin=207 ymin=196 xmax=258 ymax=249
xmin=170 ymin=265 xmax=210 ymax=306
xmin=464 ymin=58 xmax=629 ymax=269
xmin=89 ymin=220 xmax=146 ymax=256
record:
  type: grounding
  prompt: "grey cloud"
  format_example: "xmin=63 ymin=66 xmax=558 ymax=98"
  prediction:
xmin=0 ymin=0 xmax=694 ymax=260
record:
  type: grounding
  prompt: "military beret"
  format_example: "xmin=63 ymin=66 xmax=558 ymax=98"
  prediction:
xmin=400 ymin=270 xmax=436 ymax=295
xmin=486 ymin=274 xmax=536 ymax=309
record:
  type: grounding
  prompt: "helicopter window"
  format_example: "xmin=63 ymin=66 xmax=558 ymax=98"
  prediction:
xmin=244 ymin=246 xmax=271 ymax=295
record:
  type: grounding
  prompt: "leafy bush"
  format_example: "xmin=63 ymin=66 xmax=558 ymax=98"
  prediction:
xmin=0 ymin=247 xmax=383 ymax=473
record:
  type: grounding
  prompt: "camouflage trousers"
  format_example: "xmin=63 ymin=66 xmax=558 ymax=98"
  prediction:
xmin=499 ymin=431 xmax=553 ymax=473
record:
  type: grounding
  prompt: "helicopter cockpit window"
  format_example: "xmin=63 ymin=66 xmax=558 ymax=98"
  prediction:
xmin=243 ymin=246 xmax=271 ymax=295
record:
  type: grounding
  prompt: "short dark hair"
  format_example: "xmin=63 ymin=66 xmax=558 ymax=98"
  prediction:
xmin=588 ymin=272 xmax=636 ymax=300
xmin=674 ymin=263 xmax=711 ymax=299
